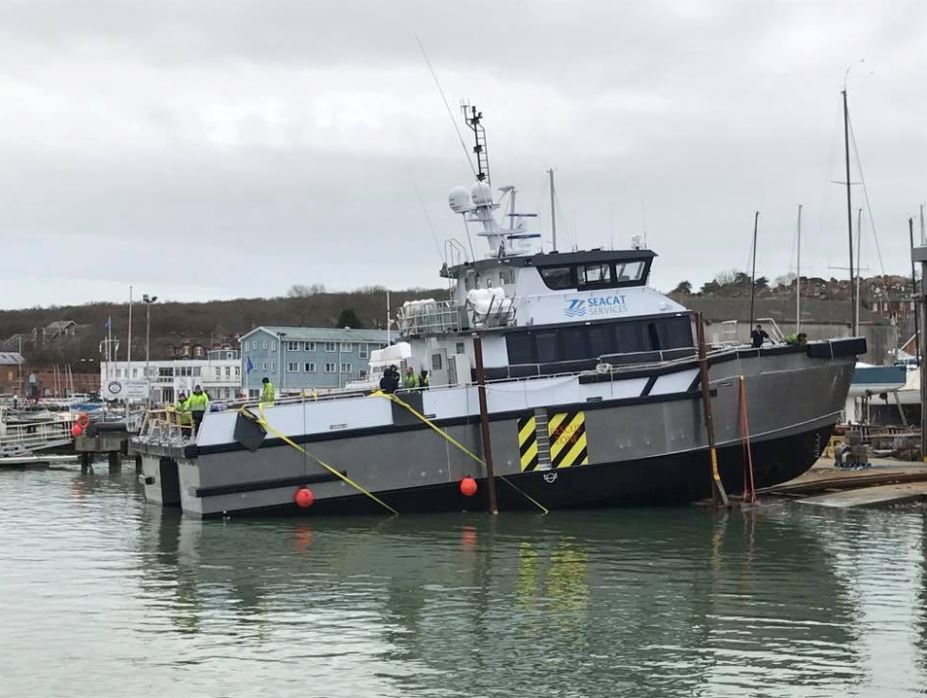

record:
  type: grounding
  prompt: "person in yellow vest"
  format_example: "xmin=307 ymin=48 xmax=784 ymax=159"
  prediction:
xmin=261 ymin=377 xmax=276 ymax=405
xmin=186 ymin=385 xmax=210 ymax=435
xmin=403 ymin=366 xmax=420 ymax=389
xmin=174 ymin=392 xmax=193 ymax=430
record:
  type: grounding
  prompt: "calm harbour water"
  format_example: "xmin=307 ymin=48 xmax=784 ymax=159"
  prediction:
xmin=1 ymin=466 xmax=926 ymax=697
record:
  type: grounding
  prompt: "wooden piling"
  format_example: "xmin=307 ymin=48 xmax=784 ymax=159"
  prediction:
xmin=472 ymin=334 xmax=499 ymax=515
xmin=695 ymin=313 xmax=729 ymax=508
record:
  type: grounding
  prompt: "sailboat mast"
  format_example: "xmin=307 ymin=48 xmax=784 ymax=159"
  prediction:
xmin=796 ymin=204 xmax=802 ymax=334
xmin=910 ymin=218 xmax=919 ymax=360
xmin=842 ymin=88 xmax=856 ymax=335
xmin=856 ymin=207 xmax=862 ymax=334
xmin=548 ymin=168 xmax=557 ymax=252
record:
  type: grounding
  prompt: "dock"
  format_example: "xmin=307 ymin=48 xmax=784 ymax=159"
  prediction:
xmin=761 ymin=457 xmax=927 ymax=509
xmin=73 ymin=422 xmax=137 ymax=472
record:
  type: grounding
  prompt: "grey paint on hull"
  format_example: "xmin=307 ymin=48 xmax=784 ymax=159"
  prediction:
xmin=174 ymin=354 xmax=855 ymax=516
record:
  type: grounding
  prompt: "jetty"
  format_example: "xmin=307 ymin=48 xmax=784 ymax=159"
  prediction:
xmin=761 ymin=456 xmax=927 ymax=508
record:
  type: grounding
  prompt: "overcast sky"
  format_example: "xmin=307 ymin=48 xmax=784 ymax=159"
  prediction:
xmin=0 ymin=0 xmax=924 ymax=310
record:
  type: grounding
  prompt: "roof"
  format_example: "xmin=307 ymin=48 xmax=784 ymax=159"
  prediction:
xmin=0 ymin=352 xmax=25 ymax=365
xmin=239 ymin=326 xmax=391 ymax=343
xmin=46 ymin=320 xmax=76 ymax=331
xmin=681 ymin=297 xmax=891 ymax=326
xmin=448 ymin=248 xmax=656 ymax=275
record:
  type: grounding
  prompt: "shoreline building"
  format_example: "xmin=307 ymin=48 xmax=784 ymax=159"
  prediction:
xmin=239 ymin=327 xmax=390 ymax=396
xmin=101 ymin=349 xmax=242 ymax=403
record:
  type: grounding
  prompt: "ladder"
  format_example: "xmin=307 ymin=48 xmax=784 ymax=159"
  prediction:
xmin=533 ymin=407 xmax=552 ymax=470
xmin=463 ymin=104 xmax=491 ymax=186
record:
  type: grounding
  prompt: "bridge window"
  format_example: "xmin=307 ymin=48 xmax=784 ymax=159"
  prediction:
xmin=539 ymin=266 xmax=573 ymax=290
xmin=616 ymin=260 xmax=646 ymax=283
xmin=579 ymin=263 xmax=611 ymax=288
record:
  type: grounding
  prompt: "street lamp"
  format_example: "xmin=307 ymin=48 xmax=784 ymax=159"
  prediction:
xmin=278 ymin=332 xmax=287 ymax=392
xmin=143 ymin=294 xmax=158 ymax=403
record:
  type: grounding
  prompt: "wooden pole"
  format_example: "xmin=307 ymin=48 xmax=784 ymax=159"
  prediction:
xmin=920 ymin=256 xmax=927 ymax=464
xmin=472 ymin=334 xmax=499 ymax=514
xmin=696 ymin=313 xmax=729 ymax=508
xmin=749 ymin=211 xmax=759 ymax=330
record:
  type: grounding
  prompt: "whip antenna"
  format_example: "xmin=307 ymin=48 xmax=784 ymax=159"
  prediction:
xmin=414 ymin=34 xmax=477 ymax=178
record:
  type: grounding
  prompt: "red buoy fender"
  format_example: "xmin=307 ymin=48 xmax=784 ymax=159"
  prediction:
xmin=76 ymin=413 xmax=90 ymax=428
xmin=70 ymin=425 xmax=83 ymax=438
xmin=460 ymin=477 xmax=478 ymax=497
xmin=294 ymin=487 xmax=315 ymax=509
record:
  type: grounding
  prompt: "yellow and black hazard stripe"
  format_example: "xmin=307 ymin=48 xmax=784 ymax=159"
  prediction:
xmin=548 ymin=411 xmax=589 ymax=468
xmin=518 ymin=415 xmax=539 ymax=471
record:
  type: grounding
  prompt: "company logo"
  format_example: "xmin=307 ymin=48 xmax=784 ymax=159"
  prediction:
xmin=564 ymin=294 xmax=629 ymax=318
xmin=107 ymin=380 xmax=123 ymax=395
xmin=564 ymin=298 xmax=587 ymax=318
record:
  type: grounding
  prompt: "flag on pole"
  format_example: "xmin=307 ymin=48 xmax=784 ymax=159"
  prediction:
xmin=104 ymin=317 xmax=111 ymax=332
xmin=246 ymin=356 xmax=255 ymax=374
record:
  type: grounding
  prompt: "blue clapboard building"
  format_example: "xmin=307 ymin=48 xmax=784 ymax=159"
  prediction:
xmin=239 ymin=326 xmax=390 ymax=395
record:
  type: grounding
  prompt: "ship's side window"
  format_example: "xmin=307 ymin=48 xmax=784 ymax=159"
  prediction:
xmin=655 ymin=316 xmax=694 ymax=349
xmin=615 ymin=322 xmax=648 ymax=353
xmin=561 ymin=327 xmax=588 ymax=360
xmin=506 ymin=333 xmax=534 ymax=364
xmin=588 ymin=324 xmax=615 ymax=357
xmin=578 ymin=263 xmax=611 ymax=287
xmin=647 ymin=323 xmax=661 ymax=351
xmin=535 ymin=331 xmax=559 ymax=363
xmin=539 ymin=266 xmax=573 ymax=290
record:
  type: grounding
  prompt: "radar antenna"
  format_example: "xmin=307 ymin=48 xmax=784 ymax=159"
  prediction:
xmin=462 ymin=103 xmax=491 ymax=186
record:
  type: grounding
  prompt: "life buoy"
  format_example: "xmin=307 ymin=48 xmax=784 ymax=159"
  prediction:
xmin=76 ymin=413 xmax=90 ymax=428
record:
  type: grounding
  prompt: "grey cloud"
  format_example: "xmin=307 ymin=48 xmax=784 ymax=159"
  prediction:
xmin=0 ymin=0 xmax=925 ymax=309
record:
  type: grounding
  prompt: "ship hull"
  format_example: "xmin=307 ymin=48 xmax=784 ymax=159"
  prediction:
xmin=136 ymin=339 xmax=860 ymax=518
xmin=191 ymin=422 xmax=832 ymax=517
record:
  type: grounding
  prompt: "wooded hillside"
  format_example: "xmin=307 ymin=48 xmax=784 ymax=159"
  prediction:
xmin=0 ymin=286 xmax=445 ymax=364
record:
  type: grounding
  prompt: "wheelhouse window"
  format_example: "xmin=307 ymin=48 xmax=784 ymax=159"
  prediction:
xmin=579 ymin=263 xmax=611 ymax=287
xmin=615 ymin=260 xmax=646 ymax=283
xmin=539 ymin=266 xmax=573 ymax=290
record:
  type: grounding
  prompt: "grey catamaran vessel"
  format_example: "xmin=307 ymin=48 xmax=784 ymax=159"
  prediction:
xmin=135 ymin=106 xmax=862 ymax=517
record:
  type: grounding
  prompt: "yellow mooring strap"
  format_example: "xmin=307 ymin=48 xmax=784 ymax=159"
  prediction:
xmin=243 ymin=404 xmax=399 ymax=516
xmin=372 ymin=391 xmax=550 ymax=514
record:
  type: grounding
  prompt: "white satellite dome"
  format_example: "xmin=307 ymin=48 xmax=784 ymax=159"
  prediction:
xmin=448 ymin=186 xmax=473 ymax=213
xmin=471 ymin=181 xmax=493 ymax=206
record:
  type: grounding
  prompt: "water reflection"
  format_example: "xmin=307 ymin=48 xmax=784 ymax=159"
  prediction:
xmin=137 ymin=504 xmax=866 ymax=697
xmin=4 ymin=466 xmax=926 ymax=697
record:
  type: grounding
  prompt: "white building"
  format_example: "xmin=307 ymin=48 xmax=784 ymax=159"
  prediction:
xmin=100 ymin=349 xmax=242 ymax=404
